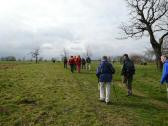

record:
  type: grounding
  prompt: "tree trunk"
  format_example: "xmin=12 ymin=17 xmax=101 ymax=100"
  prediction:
xmin=36 ymin=56 xmax=38 ymax=64
xmin=150 ymin=39 xmax=163 ymax=70
xmin=148 ymin=27 xmax=163 ymax=70
xmin=155 ymin=50 xmax=163 ymax=70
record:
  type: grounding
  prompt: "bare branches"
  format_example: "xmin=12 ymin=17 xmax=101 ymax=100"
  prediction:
xmin=120 ymin=23 xmax=145 ymax=39
xmin=154 ymin=24 xmax=168 ymax=32
xmin=150 ymin=0 xmax=168 ymax=24
xmin=120 ymin=0 xmax=168 ymax=69
xmin=159 ymin=32 xmax=168 ymax=45
xmin=121 ymin=0 xmax=168 ymax=42
xmin=31 ymin=48 xmax=40 ymax=63
xmin=63 ymin=48 xmax=68 ymax=57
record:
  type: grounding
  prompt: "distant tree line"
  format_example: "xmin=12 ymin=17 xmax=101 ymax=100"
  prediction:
xmin=0 ymin=56 xmax=16 ymax=61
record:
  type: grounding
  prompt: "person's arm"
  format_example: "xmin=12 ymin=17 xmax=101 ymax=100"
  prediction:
xmin=132 ymin=62 xmax=135 ymax=74
xmin=96 ymin=65 xmax=101 ymax=78
xmin=121 ymin=63 xmax=125 ymax=76
xmin=161 ymin=64 xmax=168 ymax=84
xmin=109 ymin=64 xmax=115 ymax=74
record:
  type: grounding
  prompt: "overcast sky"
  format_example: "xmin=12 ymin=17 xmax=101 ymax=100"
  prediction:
xmin=0 ymin=0 xmax=151 ymax=59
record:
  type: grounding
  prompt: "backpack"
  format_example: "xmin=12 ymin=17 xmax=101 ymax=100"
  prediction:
xmin=125 ymin=60 xmax=135 ymax=75
xmin=82 ymin=59 xmax=86 ymax=64
xmin=100 ymin=62 xmax=115 ymax=74
xmin=86 ymin=57 xmax=91 ymax=63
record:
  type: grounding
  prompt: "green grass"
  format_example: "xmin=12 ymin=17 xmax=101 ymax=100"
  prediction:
xmin=0 ymin=61 xmax=168 ymax=126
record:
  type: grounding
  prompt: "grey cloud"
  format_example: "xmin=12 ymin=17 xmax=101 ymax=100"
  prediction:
xmin=0 ymin=0 xmax=150 ymax=59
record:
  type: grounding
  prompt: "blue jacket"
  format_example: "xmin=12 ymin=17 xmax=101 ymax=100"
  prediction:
xmin=161 ymin=60 xmax=168 ymax=84
xmin=96 ymin=60 xmax=115 ymax=82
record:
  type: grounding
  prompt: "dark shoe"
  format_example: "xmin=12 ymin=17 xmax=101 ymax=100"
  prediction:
xmin=99 ymin=99 xmax=105 ymax=102
xmin=106 ymin=101 xmax=111 ymax=105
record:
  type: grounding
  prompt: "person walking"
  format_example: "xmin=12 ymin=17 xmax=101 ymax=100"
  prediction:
xmin=74 ymin=56 xmax=77 ymax=71
xmin=81 ymin=58 xmax=86 ymax=69
xmin=96 ymin=56 xmax=115 ymax=104
xmin=86 ymin=56 xmax=91 ymax=70
xmin=160 ymin=55 xmax=168 ymax=98
xmin=63 ymin=56 xmax=68 ymax=69
xmin=76 ymin=55 xmax=81 ymax=73
xmin=121 ymin=54 xmax=135 ymax=96
xmin=68 ymin=56 xmax=75 ymax=73
xmin=160 ymin=55 xmax=168 ymax=84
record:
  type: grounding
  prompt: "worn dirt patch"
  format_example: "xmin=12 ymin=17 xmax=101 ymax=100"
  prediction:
xmin=0 ymin=64 xmax=17 ymax=70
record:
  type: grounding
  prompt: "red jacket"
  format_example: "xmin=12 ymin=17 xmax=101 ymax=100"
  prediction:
xmin=69 ymin=58 xmax=75 ymax=65
xmin=76 ymin=57 xmax=81 ymax=65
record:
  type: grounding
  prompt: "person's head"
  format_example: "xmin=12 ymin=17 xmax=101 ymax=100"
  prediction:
xmin=71 ymin=56 xmax=73 ymax=58
xmin=123 ymin=54 xmax=129 ymax=60
xmin=161 ymin=55 xmax=167 ymax=63
xmin=102 ymin=56 xmax=108 ymax=61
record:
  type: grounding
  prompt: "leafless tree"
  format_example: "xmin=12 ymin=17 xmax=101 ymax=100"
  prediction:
xmin=63 ymin=48 xmax=68 ymax=57
xmin=85 ymin=45 xmax=92 ymax=57
xmin=31 ymin=48 xmax=40 ymax=64
xmin=120 ymin=0 xmax=168 ymax=69
xmin=60 ymin=48 xmax=69 ymax=61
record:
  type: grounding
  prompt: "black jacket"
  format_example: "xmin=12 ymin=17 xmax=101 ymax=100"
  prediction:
xmin=121 ymin=58 xmax=135 ymax=76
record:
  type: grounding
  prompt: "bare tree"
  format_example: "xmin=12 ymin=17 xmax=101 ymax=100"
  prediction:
xmin=120 ymin=0 xmax=168 ymax=69
xmin=63 ymin=48 xmax=68 ymax=57
xmin=31 ymin=49 xmax=40 ymax=64
xmin=85 ymin=45 xmax=92 ymax=57
xmin=60 ymin=48 xmax=68 ymax=61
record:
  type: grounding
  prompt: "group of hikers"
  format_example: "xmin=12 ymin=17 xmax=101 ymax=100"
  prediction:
xmin=62 ymin=53 xmax=168 ymax=105
xmin=96 ymin=54 xmax=135 ymax=104
xmin=63 ymin=55 xmax=91 ymax=73
xmin=96 ymin=54 xmax=168 ymax=105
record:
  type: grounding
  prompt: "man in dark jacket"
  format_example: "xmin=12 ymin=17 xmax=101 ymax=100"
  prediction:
xmin=121 ymin=54 xmax=135 ymax=96
xmin=86 ymin=56 xmax=91 ymax=70
xmin=96 ymin=56 xmax=115 ymax=104
xmin=63 ymin=56 xmax=68 ymax=69
xmin=81 ymin=58 xmax=86 ymax=69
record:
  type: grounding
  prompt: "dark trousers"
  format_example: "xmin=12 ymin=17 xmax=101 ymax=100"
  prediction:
xmin=64 ymin=63 xmax=67 ymax=69
xmin=82 ymin=64 xmax=85 ymax=69
xmin=74 ymin=64 xmax=76 ymax=70
xmin=70 ymin=64 xmax=74 ymax=73
xmin=123 ymin=75 xmax=133 ymax=94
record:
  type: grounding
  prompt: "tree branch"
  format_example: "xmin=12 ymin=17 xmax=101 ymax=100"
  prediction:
xmin=159 ymin=32 xmax=168 ymax=45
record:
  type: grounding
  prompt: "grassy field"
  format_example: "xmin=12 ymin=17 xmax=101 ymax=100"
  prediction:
xmin=0 ymin=61 xmax=168 ymax=126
